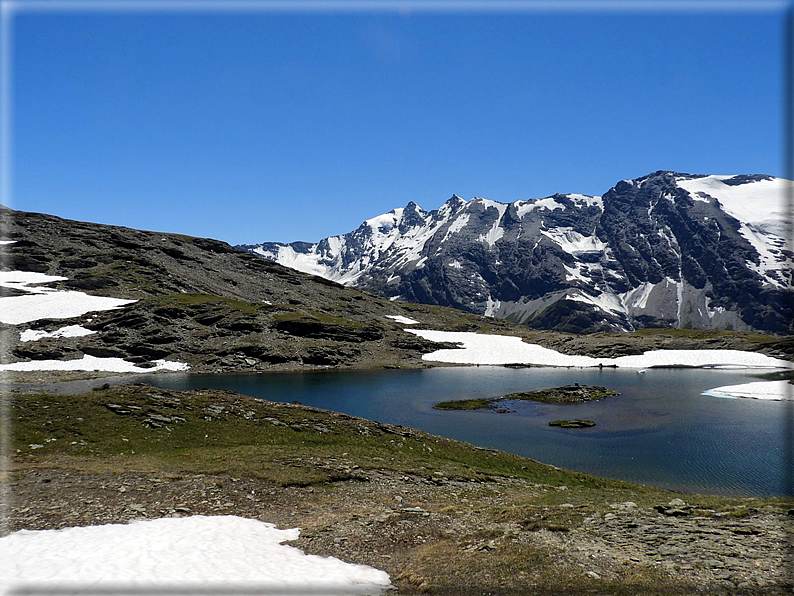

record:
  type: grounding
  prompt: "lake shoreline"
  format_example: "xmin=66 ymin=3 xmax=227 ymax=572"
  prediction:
xmin=6 ymin=384 xmax=792 ymax=595
xmin=4 ymin=365 xmax=791 ymax=497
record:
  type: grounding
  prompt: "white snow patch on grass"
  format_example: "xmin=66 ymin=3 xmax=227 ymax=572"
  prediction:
xmin=0 ymin=515 xmax=391 ymax=593
xmin=0 ymin=270 xmax=136 ymax=324
xmin=0 ymin=291 xmax=137 ymax=325
xmin=19 ymin=325 xmax=96 ymax=342
xmin=0 ymin=270 xmax=68 ymax=289
xmin=609 ymin=350 xmax=789 ymax=369
xmin=406 ymin=330 xmax=599 ymax=367
xmin=406 ymin=330 xmax=792 ymax=369
xmin=386 ymin=315 xmax=419 ymax=325
xmin=702 ymin=380 xmax=793 ymax=401
xmin=0 ymin=355 xmax=189 ymax=373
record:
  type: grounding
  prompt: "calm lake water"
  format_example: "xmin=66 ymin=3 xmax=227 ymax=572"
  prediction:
xmin=145 ymin=367 xmax=792 ymax=497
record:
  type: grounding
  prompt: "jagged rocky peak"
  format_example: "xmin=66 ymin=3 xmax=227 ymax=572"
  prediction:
xmin=445 ymin=194 xmax=466 ymax=206
xmin=238 ymin=171 xmax=793 ymax=335
xmin=399 ymin=201 xmax=429 ymax=230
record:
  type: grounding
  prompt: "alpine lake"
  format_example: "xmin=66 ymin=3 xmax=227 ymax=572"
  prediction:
xmin=144 ymin=366 xmax=791 ymax=497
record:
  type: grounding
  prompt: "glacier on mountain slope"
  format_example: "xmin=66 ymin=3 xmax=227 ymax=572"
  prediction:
xmin=676 ymin=175 xmax=792 ymax=289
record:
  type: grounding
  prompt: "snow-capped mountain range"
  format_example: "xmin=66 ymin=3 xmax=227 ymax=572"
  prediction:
xmin=238 ymin=171 xmax=793 ymax=334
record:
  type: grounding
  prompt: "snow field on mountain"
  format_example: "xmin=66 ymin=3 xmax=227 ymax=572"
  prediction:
xmin=477 ymin=201 xmax=507 ymax=246
xmin=540 ymin=227 xmax=608 ymax=255
xmin=441 ymin=213 xmax=470 ymax=242
xmin=255 ymin=244 xmax=334 ymax=280
xmin=515 ymin=196 xmax=566 ymax=217
xmin=702 ymin=380 xmax=793 ymax=401
xmin=676 ymin=175 xmax=792 ymax=288
xmin=0 ymin=515 xmax=391 ymax=594
xmin=406 ymin=329 xmax=792 ymax=369
xmin=676 ymin=175 xmax=790 ymax=233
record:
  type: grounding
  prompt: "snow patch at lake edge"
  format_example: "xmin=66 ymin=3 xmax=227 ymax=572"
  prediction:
xmin=702 ymin=380 xmax=793 ymax=401
xmin=0 ymin=355 xmax=189 ymax=373
xmin=406 ymin=330 xmax=792 ymax=369
xmin=1 ymin=269 xmax=189 ymax=372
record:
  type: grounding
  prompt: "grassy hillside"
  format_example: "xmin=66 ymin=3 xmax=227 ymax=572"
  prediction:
xmin=6 ymin=385 xmax=791 ymax=594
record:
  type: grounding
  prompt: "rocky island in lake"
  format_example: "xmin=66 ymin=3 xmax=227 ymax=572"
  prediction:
xmin=549 ymin=419 xmax=597 ymax=428
xmin=433 ymin=384 xmax=619 ymax=411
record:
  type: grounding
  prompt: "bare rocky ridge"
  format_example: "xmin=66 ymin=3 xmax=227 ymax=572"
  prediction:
xmin=242 ymin=171 xmax=794 ymax=335
xmin=0 ymin=206 xmax=513 ymax=373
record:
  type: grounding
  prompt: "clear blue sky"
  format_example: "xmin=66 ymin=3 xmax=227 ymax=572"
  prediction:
xmin=9 ymin=4 xmax=788 ymax=244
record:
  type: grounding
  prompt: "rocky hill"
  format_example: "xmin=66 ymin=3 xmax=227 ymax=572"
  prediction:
xmin=0 ymin=206 xmax=520 ymax=375
xmin=240 ymin=172 xmax=793 ymax=335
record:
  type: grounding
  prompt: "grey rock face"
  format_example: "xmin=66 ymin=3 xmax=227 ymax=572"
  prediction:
xmin=240 ymin=171 xmax=793 ymax=334
xmin=1 ymin=205 xmax=512 ymax=373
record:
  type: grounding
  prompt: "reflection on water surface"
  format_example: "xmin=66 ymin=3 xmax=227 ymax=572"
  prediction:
xmin=145 ymin=366 xmax=791 ymax=496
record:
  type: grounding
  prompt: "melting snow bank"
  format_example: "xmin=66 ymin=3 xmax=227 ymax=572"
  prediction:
xmin=0 ymin=355 xmax=189 ymax=373
xmin=0 ymin=515 xmax=391 ymax=594
xmin=19 ymin=324 xmax=96 ymax=342
xmin=0 ymin=270 xmax=136 ymax=324
xmin=406 ymin=330 xmax=792 ymax=369
xmin=702 ymin=380 xmax=793 ymax=401
xmin=0 ymin=270 xmax=189 ymax=372
xmin=386 ymin=314 xmax=420 ymax=325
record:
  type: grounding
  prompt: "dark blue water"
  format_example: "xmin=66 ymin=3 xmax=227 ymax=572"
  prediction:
xmin=145 ymin=367 xmax=792 ymax=496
